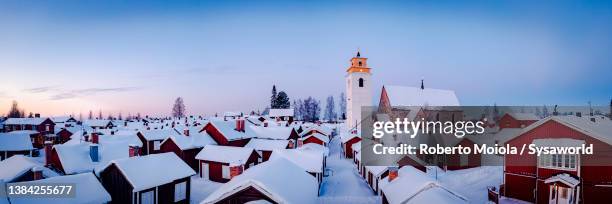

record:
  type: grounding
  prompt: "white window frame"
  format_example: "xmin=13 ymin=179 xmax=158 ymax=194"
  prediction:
xmin=141 ymin=190 xmax=155 ymax=204
xmin=538 ymin=154 xmax=577 ymax=171
xmin=222 ymin=165 xmax=230 ymax=179
xmin=174 ymin=181 xmax=187 ymax=202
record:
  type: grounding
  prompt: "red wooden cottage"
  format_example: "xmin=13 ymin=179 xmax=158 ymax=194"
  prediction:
xmin=503 ymin=115 xmax=612 ymax=204
xmin=199 ymin=119 xmax=252 ymax=147
xmin=340 ymin=133 xmax=361 ymax=158
xmin=498 ymin=113 xmax=539 ymax=130
xmin=195 ymin=145 xmax=260 ymax=183
xmin=302 ymin=132 xmax=330 ymax=147
xmin=160 ymin=127 xmax=217 ymax=171
xmin=245 ymin=138 xmax=289 ymax=162
xmin=137 ymin=129 xmax=181 ymax=155
xmin=98 ymin=152 xmax=195 ymax=204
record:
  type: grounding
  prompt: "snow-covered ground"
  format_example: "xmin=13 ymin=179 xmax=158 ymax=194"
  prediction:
xmin=318 ymin=133 xmax=380 ymax=204
xmin=427 ymin=165 xmax=503 ymax=204
xmin=190 ymin=176 xmax=223 ymax=203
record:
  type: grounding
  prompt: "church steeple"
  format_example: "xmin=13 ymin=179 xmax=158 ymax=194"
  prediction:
xmin=421 ymin=79 xmax=424 ymax=90
xmin=347 ymin=50 xmax=370 ymax=73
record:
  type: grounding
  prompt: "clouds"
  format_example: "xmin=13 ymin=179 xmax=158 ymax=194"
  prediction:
xmin=22 ymin=86 xmax=140 ymax=100
xmin=48 ymin=87 xmax=140 ymax=100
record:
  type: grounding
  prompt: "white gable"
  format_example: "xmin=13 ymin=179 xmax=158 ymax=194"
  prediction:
xmin=384 ymin=85 xmax=460 ymax=106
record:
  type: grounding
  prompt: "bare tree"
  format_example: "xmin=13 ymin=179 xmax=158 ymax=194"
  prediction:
xmin=324 ymin=95 xmax=337 ymax=122
xmin=7 ymin=100 xmax=23 ymax=118
xmin=172 ymin=97 xmax=186 ymax=118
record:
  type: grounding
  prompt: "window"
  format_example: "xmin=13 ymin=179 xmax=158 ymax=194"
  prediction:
xmin=539 ymin=154 xmax=577 ymax=170
xmin=153 ymin=141 xmax=161 ymax=151
xmin=141 ymin=190 xmax=155 ymax=204
xmin=222 ymin=165 xmax=230 ymax=179
xmin=174 ymin=181 xmax=187 ymax=202
xmin=358 ymin=78 xmax=364 ymax=87
xmin=358 ymin=61 xmax=362 ymax=66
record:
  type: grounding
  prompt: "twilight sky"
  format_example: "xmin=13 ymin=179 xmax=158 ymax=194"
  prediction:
xmin=1 ymin=0 xmax=611 ymax=117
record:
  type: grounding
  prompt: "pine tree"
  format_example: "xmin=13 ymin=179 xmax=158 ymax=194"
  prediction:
xmin=271 ymin=85 xmax=278 ymax=109
xmin=275 ymin=91 xmax=290 ymax=109
xmin=172 ymin=97 xmax=186 ymax=118
xmin=7 ymin=100 xmax=22 ymax=118
xmin=339 ymin=92 xmax=347 ymax=120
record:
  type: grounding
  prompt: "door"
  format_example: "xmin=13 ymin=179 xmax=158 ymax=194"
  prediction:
xmin=201 ymin=162 xmax=209 ymax=180
xmin=549 ymin=185 xmax=572 ymax=204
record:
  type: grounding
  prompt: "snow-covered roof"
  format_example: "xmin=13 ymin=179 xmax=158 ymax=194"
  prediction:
xmin=491 ymin=128 xmax=522 ymax=145
xmin=507 ymin=113 xmax=539 ymax=121
xmin=196 ymin=145 xmax=256 ymax=165
xmin=269 ymin=149 xmax=323 ymax=173
xmin=207 ymin=120 xmax=253 ymax=141
xmin=298 ymin=143 xmax=330 ymax=157
xmin=83 ymin=119 xmax=113 ymax=127
xmin=0 ymin=133 xmax=34 ymax=151
xmin=102 ymin=152 xmax=195 ymax=191
xmin=365 ymin=166 xmax=389 ymax=177
xmin=245 ymin=138 xmax=289 ymax=151
xmin=0 ymin=155 xmax=58 ymax=182
xmin=532 ymin=138 xmax=585 ymax=147
xmin=268 ymin=109 xmax=294 ymax=117
xmin=8 ymin=172 xmax=111 ymax=204
xmin=7 ymin=130 xmax=40 ymax=135
xmin=250 ymin=126 xmax=294 ymax=140
xmin=163 ymin=130 xmax=216 ymax=150
xmin=139 ymin=129 xmax=180 ymax=141
xmin=50 ymin=116 xmax=76 ymax=123
xmin=544 ymin=173 xmax=580 ymax=187
xmin=54 ymin=138 xmax=139 ymax=174
xmin=340 ymin=132 xmax=360 ymax=143
xmin=303 ymin=132 xmax=329 ymax=143
xmin=382 ymin=166 xmax=467 ymax=204
xmin=383 ymin=85 xmax=460 ymax=106
xmin=201 ymin=157 xmax=318 ymax=204
xmin=2 ymin=117 xmax=51 ymax=125
xmin=520 ymin=115 xmax=612 ymax=145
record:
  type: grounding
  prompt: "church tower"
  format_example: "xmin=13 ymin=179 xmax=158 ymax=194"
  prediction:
xmin=346 ymin=51 xmax=372 ymax=130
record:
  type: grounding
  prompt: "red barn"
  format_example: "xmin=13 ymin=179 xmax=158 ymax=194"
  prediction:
xmin=498 ymin=113 xmax=539 ymax=130
xmin=199 ymin=119 xmax=252 ymax=147
xmin=504 ymin=116 xmax=612 ymax=203
xmin=195 ymin=145 xmax=259 ymax=183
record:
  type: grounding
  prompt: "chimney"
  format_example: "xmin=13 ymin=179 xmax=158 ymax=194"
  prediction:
xmin=184 ymin=129 xmax=190 ymax=136
xmin=241 ymin=119 xmax=246 ymax=132
xmin=591 ymin=117 xmax=596 ymax=123
xmin=111 ymin=130 xmax=115 ymax=135
xmin=91 ymin=133 xmax=99 ymax=144
xmin=388 ymin=166 xmax=399 ymax=182
xmin=34 ymin=113 xmax=40 ymax=118
xmin=44 ymin=141 xmax=53 ymax=166
xmin=264 ymin=122 xmax=269 ymax=127
xmin=32 ymin=167 xmax=43 ymax=180
xmin=235 ymin=120 xmax=241 ymax=131
xmin=576 ymin=112 xmax=582 ymax=117
xmin=229 ymin=164 xmax=244 ymax=179
xmin=90 ymin=144 xmax=99 ymax=162
xmin=297 ymin=138 xmax=304 ymax=148
xmin=124 ymin=121 xmax=128 ymax=127
xmin=129 ymin=144 xmax=139 ymax=157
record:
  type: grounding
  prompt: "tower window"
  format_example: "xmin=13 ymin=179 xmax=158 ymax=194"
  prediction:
xmin=358 ymin=78 xmax=364 ymax=87
xmin=358 ymin=61 xmax=362 ymax=66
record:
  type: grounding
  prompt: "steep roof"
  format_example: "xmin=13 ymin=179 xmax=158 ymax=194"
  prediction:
xmin=507 ymin=113 xmax=539 ymax=121
xmin=139 ymin=129 xmax=180 ymax=141
xmin=207 ymin=120 xmax=254 ymax=141
xmin=102 ymin=153 xmax=195 ymax=191
xmin=201 ymin=157 xmax=318 ymax=204
xmin=520 ymin=115 xmax=612 ymax=145
xmin=54 ymin=135 xmax=142 ymax=174
xmin=383 ymin=85 xmax=460 ymax=106
xmin=269 ymin=149 xmax=323 ymax=173
xmin=381 ymin=166 xmax=467 ymax=204
xmin=250 ymin=126 xmax=294 ymax=140
xmin=196 ymin=145 xmax=256 ymax=165
xmin=164 ymin=130 xmax=217 ymax=150
xmin=0 ymin=155 xmax=59 ymax=182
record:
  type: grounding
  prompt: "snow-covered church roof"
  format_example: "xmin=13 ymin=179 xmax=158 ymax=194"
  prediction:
xmin=383 ymin=85 xmax=460 ymax=106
